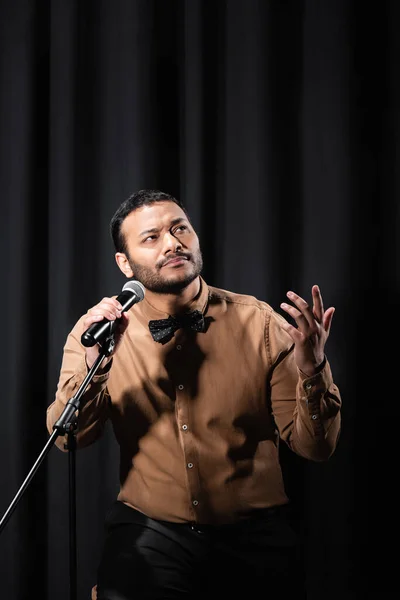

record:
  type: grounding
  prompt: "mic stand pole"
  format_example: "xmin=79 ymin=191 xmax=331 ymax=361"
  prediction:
xmin=0 ymin=325 xmax=117 ymax=600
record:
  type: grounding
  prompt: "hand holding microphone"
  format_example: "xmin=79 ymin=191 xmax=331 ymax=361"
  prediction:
xmin=81 ymin=280 xmax=145 ymax=367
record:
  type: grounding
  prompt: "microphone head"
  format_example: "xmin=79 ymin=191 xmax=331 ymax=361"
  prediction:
xmin=122 ymin=280 xmax=145 ymax=301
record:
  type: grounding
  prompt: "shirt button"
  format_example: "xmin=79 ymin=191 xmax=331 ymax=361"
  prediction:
xmin=311 ymin=414 xmax=318 ymax=420
xmin=178 ymin=384 xmax=184 ymax=390
xmin=187 ymin=462 xmax=194 ymax=469
xmin=192 ymin=500 xmax=199 ymax=506
xmin=176 ymin=344 xmax=182 ymax=350
xmin=182 ymin=424 xmax=188 ymax=431
xmin=305 ymin=383 xmax=312 ymax=390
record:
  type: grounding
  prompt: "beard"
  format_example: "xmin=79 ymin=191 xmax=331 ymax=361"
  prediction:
xmin=126 ymin=248 xmax=204 ymax=294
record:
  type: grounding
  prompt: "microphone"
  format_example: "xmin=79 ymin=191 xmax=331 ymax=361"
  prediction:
xmin=81 ymin=280 xmax=145 ymax=347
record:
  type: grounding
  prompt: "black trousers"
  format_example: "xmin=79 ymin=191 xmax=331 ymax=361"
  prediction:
xmin=96 ymin=501 xmax=305 ymax=600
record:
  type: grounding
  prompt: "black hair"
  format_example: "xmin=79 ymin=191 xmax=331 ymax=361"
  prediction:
xmin=110 ymin=189 xmax=189 ymax=253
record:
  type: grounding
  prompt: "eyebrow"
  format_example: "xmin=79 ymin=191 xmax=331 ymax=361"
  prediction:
xmin=138 ymin=217 xmax=187 ymax=238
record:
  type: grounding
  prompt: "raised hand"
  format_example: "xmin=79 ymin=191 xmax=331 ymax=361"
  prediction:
xmin=279 ymin=285 xmax=335 ymax=377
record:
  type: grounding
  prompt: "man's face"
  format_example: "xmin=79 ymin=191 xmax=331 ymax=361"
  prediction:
xmin=116 ymin=201 xmax=203 ymax=294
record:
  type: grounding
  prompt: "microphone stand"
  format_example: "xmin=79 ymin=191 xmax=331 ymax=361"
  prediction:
xmin=0 ymin=325 xmax=117 ymax=600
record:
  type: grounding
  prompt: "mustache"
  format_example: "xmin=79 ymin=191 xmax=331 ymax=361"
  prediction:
xmin=158 ymin=252 xmax=192 ymax=268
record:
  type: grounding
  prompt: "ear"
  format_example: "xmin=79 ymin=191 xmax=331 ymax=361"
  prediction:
xmin=115 ymin=253 xmax=134 ymax=278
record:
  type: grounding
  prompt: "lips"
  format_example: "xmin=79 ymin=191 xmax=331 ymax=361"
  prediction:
xmin=163 ymin=255 xmax=190 ymax=267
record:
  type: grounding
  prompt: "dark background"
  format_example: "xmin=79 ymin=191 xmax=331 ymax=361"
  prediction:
xmin=0 ymin=1 xmax=398 ymax=598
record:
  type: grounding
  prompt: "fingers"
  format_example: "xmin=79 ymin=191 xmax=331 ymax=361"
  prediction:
xmin=311 ymin=285 xmax=324 ymax=322
xmin=312 ymin=285 xmax=335 ymax=334
xmin=83 ymin=297 xmax=123 ymax=329
xmin=280 ymin=290 xmax=315 ymax=330
xmin=280 ymin=285 xmax=333 ymax=332
xmin=89 ymin=297 xmax=123 ymax=320
xmin=323 ymin=306 xmax=335 ymax=334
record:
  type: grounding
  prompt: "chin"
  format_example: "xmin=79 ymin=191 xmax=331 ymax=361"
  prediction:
xmin=161 ymin=273 xmax=198 ymax=294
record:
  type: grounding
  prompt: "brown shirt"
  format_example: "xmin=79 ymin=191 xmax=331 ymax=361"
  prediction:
xmin=46 ymin=277 xmax=342 ymax=525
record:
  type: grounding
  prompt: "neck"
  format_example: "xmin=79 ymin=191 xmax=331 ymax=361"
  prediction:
xmin=144 ymin=277 xmax=201 ymax=315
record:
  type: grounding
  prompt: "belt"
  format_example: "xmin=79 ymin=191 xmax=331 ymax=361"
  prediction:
xmin=189 ymin=505 xmax=284 ymax=535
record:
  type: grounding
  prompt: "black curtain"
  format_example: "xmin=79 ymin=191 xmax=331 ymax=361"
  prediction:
xmin=1 ymin=1 xmax=399 ymax=598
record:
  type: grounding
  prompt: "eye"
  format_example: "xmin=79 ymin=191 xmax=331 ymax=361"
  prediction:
xmin=174 ymin=225 xmax=188 ymax=234
xmin=143 ymin=235 xmax=158 ymax=243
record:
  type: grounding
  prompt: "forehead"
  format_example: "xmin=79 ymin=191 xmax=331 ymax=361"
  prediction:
xmin=122 ymin=201 xmax=188 ymax=237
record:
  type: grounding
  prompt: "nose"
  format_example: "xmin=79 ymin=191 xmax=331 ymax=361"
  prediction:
xmin=163 ymin=231 xmax=182 ymax=253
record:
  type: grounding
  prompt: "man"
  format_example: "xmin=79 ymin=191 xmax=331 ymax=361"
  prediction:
xmin=47 ymin=189 xmax=342 ymax=600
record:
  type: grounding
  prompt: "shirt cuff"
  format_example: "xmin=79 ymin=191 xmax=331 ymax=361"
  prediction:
xmin=298 ymin=356 xmax=327 ymax=381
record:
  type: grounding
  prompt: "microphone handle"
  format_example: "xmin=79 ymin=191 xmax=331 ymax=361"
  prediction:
xmin=81 ymin=289 xmax=139 ymax=347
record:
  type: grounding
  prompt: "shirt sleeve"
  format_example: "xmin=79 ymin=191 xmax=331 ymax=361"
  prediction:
xmin=266 ymin=308 xmax=342 ymax=461
xmin=46 ymin=316 xmax=113 ymax=451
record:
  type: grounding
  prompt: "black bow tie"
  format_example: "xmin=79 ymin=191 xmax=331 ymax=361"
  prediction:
xmin=148 ymin=310 xmax=205 ymax=344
